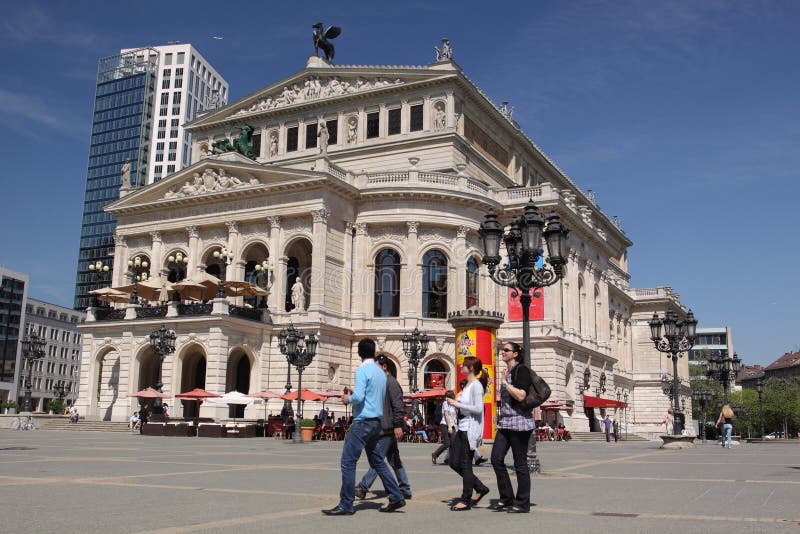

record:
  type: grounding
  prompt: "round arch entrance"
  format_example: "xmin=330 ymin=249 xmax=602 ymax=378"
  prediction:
xmin=284 ymin=238 xmax=312 ymax=312
xmin=179 ymin=347 xmax=207 ymax=418
xmin=227 ymin=348 xmax=253 ymax=418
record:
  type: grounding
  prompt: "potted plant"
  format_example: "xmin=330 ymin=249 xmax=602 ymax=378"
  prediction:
xmin=3 ymin=401 xmax=19 ymax=415
xmin=47 ymin=399 xmax=65 ymax=415
xmin=300 ymin=418 xmax=316 ymax=441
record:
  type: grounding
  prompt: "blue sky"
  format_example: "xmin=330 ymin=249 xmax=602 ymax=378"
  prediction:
xmin=0 ymin=1 xmax=797 ymax=366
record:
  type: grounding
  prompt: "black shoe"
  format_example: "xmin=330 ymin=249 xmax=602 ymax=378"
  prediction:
xmin=489 ymin=501 xmax=511 ymax=511
xmin=322 ymin=506 xmax=355 ymax=516
xmin=354 ymin=488 xmax=366 ymax=500
xmin=506 ymin=506 xmax=530 ymax=513
xmin=471 ymin=487 xmax=490 ymax=506
xmin=450 ymin=502 xmax=472 ymax=511
xmin=431 ymin=453 xmax=437 ymax=465
xmin=379 ymin=499 xmax=406 ymax=513
xmin=403 ymin=493 xmax=413 ymax=500
xmin=475 ymin=457 xmax=487 ymax=466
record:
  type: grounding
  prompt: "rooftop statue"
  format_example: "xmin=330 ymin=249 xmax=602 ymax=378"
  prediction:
xmin=211 ymin=124 xmax=256 ymax=159
xmin=434 ymin=38 xmax=452 ymax=62
xmin=312 ymin=23 xmax=341 ymax=63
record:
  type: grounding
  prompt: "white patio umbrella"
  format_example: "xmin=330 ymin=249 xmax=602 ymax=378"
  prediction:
xmin=206 ymin=391 xmax=259 ymax=424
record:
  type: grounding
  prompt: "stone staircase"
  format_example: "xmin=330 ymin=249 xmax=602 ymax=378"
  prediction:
xmin=37 ymin=418 xmax=131 ymax=433
xmin=567 ymin=431 xmax=649 ymax=442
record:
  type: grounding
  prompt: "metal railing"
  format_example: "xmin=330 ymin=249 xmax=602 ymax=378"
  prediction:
xmin=229 ymin=305 xmax=263 ymax=322
xmin=177 ymin=303 xmax=213 ymax=316
xmin=135 ymin=305 xmax=167 ymax=319
xmin=94 ymin=308 xmax=126 ymax=321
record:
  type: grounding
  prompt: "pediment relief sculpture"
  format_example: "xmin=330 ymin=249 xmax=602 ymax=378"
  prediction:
xmin=163 ymin=168 xmax=260 ymax=199
xmin=233 ymin=76 xmax=404 ymax=117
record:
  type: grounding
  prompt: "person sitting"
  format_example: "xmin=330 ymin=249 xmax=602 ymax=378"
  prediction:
xmin=129 ymin=412 xmax=140 ymax=431
xmin=69 ymin=406 xmax=80 ymax=424
xmin=414 ymin=423 xmax=430 ymax=443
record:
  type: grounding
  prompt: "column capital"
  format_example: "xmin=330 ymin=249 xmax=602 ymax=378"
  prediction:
xmin=186 ymin=225 xmax=199 ymax=238
xmin=114 ymin=234 xmax=127 ymax=246
xmin=406 ymin=221 xmax=419 ymax=234
xmin=225 ymin=221 xmax=239 ymax=233
xmin=150 ymin=231 xmax=161 ymax=242
xmin=355 ymin=223 xmax=368 ymax=236
xmin=456 ymin=225 xmax=468 ymax=239
xmin=267 ymin=216 xmax=281 ymax=229
xmin=311 ymin=208 xmax=331 ymax=224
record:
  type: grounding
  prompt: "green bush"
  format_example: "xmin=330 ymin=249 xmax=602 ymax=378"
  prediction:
xmin=2 ymin=400 xmax=20 ymax=411
xmin=48 ymin=399 xmax=65 ymax=414
xmin=300 ymin=418 xmax=316 ymax=428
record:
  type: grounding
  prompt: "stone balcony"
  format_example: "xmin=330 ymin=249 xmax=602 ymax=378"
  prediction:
xmin=85 ymin=299 xmax=268 ymax=324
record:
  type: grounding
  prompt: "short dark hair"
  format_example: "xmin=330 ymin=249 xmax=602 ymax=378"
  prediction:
xmin=358 ymin=338 xmax=376 ymax=359
xmin=375 ymin=354 xmax=389 ymax=366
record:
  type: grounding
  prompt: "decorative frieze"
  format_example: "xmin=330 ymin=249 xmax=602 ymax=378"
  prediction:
xmin=163 ymin=168 xmax=260 ymax=199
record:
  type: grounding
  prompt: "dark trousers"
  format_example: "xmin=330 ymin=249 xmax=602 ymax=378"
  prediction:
xmin=449 ymin=430 xmax=488 ymax=503
xmin=490 ymin=428 xmax=532 ymax=510
xmin=605 ymin=427 xmax=610 ymax=442
xmin=432 ymin=424 xmax=451 ymax=459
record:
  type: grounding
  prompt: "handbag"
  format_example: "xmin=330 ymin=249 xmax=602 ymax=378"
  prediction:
xmin=515 ymin=365 xmax=552 ymax=411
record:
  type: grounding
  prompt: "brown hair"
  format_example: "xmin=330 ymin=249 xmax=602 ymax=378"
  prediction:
xmin=503 ymin=341 xmax=523 ymax=363
xmin=462 ymin=356 xmax=488 ymax=391
xmin=722 ymin=404 xmax=734 ymax=419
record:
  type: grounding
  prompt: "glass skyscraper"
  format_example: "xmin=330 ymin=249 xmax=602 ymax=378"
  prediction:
xmin=0 ymin=267 xmax=28 ymax=402
xmin=74 ymin=48 xmax=158 ymax=309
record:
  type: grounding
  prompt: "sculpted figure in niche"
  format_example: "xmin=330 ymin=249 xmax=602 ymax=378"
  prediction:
xmin=318 ymin=122 xmax=330 ymax=154
xmin=347 ymin=117 xmax=358 ymax=144
xmin=433 ymin=102 xmax=446 ymax=130
xmin=120 ymin=159 xmax=131 ymax=189
xmin=268 ymin=133 xmax=278 ymax=157
xmin=291 ymin=279 xmax=306 ymax=312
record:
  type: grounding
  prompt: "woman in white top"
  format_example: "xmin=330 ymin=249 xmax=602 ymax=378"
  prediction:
xmin=446 ymin=356 xmax=490 ymax=511
xmin=432 ymin=390 xmax=457 ymax=464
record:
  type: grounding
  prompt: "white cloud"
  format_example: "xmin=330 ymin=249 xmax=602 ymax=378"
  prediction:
xmin=1 ymin=6 xmax=95 ymax=48
xmin=0 ymin=88 xmax=85 ymax=138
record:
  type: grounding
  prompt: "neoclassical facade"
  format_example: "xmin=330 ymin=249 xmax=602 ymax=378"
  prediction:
xmin=76 ymin=50 xmax=692 ymax=435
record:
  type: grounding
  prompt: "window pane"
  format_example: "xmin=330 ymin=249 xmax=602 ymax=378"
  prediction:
xmin=286 ymin=126 xmax=298 ymax=152
xmin=410 ymin=104 xmax=423 ymax=131
xmin=374 ymin=249 xmax=400 ymax=317
xmin=367 ymin=112 xmax=379 ymax=139
xmin=422 ymin=250 xmax=448 ymax=318
xmin=326 ymin=119 xmax=338 ymax=145
xmin=388 ymin=108 xmax=401 ymax=135
xmin=305 ymin=123 xmax=317 ymax=149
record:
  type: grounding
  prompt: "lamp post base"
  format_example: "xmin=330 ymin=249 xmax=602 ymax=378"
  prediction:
xmin=526 ymin=432 xmax=541 ymax=473
xmin=659 ymin=435 xmax=696 ymax=449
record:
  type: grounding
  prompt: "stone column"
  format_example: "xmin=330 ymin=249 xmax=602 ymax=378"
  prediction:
xmin=185 ymin=225 xmax=199 ymax=275
xmin=453 ymin=226 xmax=469 ymax=310
xmin=400 ymin=100 xmax=409 ymax=134
xmin=343 ymin=221 xmax=355 ymax=317
xmin=226 ymin=221 xmax=240 ymax=281
xmin=278 ymin=122 xmax=286 ymax=156
xmin=423 ymin=96 xmax=431 ymax=131
xmin=351 ymin=223 xmax=369 ymax=320
xmin=379 ymin=103 xmax=388 ymax=138
xmin=150 ymin=231 xmax=163 ymax=279
xmin=275 ymin=256 xmax=289 ymax=313
xmin=402 ymin=221 xmax=419 ymax=318
xmin=113 ymin=234 xmax=128 ymax=287
xmin=267 ymin=216 xmax=282 ymax=309
xmin=309 ymin=208 xmax=330 ymax=313
xmin=446 ymin=91 xmax=456 ymax=128
xmin=358 ymin=108 xmax=366 ymax=143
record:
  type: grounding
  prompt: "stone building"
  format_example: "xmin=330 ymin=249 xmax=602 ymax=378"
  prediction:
xmin=76 ymin=48 xmax=693 ymax=435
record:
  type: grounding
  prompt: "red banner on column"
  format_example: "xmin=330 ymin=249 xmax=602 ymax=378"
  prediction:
xmin=507 ymin=288 xmax=544 ymax=321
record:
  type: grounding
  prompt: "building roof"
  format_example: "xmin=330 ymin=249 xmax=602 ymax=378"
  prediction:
xmin=765 ymin=352 xmax=800 ymax=371
xmin=736 ymin=364 xmax=764 ymax=384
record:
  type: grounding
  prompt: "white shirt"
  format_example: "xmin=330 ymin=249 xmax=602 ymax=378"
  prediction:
xmin=441 ymin=403 xmax=457 ymax=427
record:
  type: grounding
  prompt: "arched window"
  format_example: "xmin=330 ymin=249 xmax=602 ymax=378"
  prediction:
xmin=422 ymin=250 xmax=448 ymax=318
xmin=424 ymin=359 xmax=448 ymax=389
xmin=374 ymin=249 xmax=400 ymax=317
xmin=466 ymin=256 xmax=479 ymax=308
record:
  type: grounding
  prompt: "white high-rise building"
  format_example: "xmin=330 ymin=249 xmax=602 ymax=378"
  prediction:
xmin=121 ymin=44 xmax=229 ymax=184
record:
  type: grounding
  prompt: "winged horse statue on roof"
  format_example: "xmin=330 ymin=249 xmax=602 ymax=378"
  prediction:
xmin=312 ymin=23 xmax=341 ymax=63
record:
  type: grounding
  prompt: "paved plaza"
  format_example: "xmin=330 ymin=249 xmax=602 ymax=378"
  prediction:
xmin=1 ymin=430 xmax=799 ymax=533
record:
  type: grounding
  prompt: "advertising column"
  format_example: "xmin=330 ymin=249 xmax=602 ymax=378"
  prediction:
xmin=447 ymin=309 xmax=505 ymax=440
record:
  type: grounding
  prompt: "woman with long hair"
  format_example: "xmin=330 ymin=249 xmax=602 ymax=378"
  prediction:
xmin=446 ymin=356 xmax=490 ymax=511
xmin=716 ymin=404 xmax=735 ymax=449
xmin=490 ymin=342 xmax=535 ymax=513
xmin=432 ymin=390 xmax=456 ymax=464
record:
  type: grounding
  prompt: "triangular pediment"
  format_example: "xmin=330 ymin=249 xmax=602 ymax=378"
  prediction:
xmin=105 ymin=157 xmax=340 ymax=215
xmin=186 ymin=63 xmax=457 ymax=130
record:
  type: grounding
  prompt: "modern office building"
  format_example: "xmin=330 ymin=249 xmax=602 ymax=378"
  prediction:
xmin=74 ymin=45 xmax=229 ymax=310
xmin=0 ymin=267 xmax=29 ymax=403
xmin=688 ymin=326 xmax=733 ymax=363
xmin=20 ymin=300 xmax=84 ymax=411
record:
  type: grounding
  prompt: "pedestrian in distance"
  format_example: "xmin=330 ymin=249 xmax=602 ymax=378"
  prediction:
xmin=432 ymin=390 xmax=456 ymax=464
xmin=490 ymin=342 xmax=536 ymax=513
xmin=139 ymin=404 xmax=150 ymax=434
xmin=355 ymin=354 xmax=412 ymax=500
xmin=446 ymin=356 xmax=490 ymax=511
xmin=322 ymin=338 xmax=405 ymax=516
xmin=716 ymin=404 xmax=735 ymax=449
xmin=612 ymin=418 xmax=619 ymax=443
xmin=603 ymin=415 xmax=612 ymax=442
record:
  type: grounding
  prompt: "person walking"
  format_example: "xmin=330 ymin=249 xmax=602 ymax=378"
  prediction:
xmin=322 ymin=338 xmax=405 ymax=516
xmin=432 ymin=391 xmax=456 ymax=464
xmin=139 ymin=404 xmax=150 ymax=435
xmin=490 ymin=342 xmax=536 ymax=513
xmin=612 ymin=418 xmax=619 ymax=443
xmin=447 ymin=356 xmax=490 ymax=511
xmin=603 ymin=415 xmax=612 ymax=442
xmin=716 ymin=404 xmax=735 ymax=449
xmin=355 ymin=354 xmax=412 ymax=500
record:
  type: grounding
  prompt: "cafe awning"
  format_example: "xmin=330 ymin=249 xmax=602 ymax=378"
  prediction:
xmin=583 ymin=394 xmax=627 ymax=409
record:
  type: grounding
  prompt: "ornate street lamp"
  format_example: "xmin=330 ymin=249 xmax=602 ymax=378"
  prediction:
xmin=756 ymin=375 xmax=765 ymax=439
xmin=692 ymin=390 xmax=711 ymax=443
xmin=167 ymin=252 xmax=189 ymax=282
xmin=622 ymin=390 xmax=629 ymax=440
xmin=21 ymin=332 xmax=46 ymax=412
xmin=598 ymin=372 xmax=607 ymax=394
xmin=277 ymin=328 xmax=295 ymax=421
xmin=127 ymin=255 xmax=149 ymax=304
xmin=88 ymin=260 xmax=111 ymax=307
xmin=148 ymin=324 xmax=176 ymax=418
xmin=52 ymin=381 xmax=70 ymax=404
xmin=479 ymin=199 xmax=568 ymax=473
xmin=705 ymin=351 xmax=741 ymax=405
xmin=402 ymin=327 xmax=429 ymax=415
xmin=648 ymin=309 xmax=698 ymax=435
xmin=582 ymin=367 xmax=591 ymax=391
xmin=212 ymin=247 xmax=234 ymax=298
xmin=278 ymin=323 xmax=317 ymax=443
xmin=253 ymin=260 xmax=273 ymax=308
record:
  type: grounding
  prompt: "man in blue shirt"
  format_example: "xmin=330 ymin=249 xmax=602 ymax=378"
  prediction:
xmin=322 ymin=338 xmax=405 ymax=515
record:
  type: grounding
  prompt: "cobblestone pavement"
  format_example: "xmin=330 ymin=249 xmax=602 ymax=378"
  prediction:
xmin=1 ymin=430 xmax=798 ymax=533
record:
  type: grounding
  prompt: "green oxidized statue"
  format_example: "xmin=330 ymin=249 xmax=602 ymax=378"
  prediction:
xmin=212 ymin=124 xmax=256 ymax=159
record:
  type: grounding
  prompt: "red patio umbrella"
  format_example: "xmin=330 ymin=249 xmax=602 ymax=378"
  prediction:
xmin=175 ymin=388 xmax=221 ymax=435
xmin=404 ymin=387 xmax=447 ymax=400
xmin=250 ymin=390 xmax=283 ymax=422
xmin=280 ymin=388 xmax=326 ymax=402
xmin=130 ymin=387 xmax=169 ymax=399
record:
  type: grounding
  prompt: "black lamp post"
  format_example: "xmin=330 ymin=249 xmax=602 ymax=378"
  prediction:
xmin=705 ymin=351 xmax=742 ymax=406
xmin=622 ymin=390 xmax=629 ymax=440
xmin=148 ymin=324 xmax=176 ymax=418
xmin=52 ymin=381 xmax=70 ymax=404
xmin=127 ymin=255 xmax=150 ymax=304
xmin=692 ymin=390 xmax=711 ymax=443
xmin=21 ymin=332 xmax=46 ymax=412
xmin=756 ymin=375 xmax=765 ymax=438
xmin=212 ymin=247 xmax=234 ymax=298
xmin=277 ymin=328 xmax=295 ymax=421
xmin=402 ymin=327 xmax=429 ymax=415
xmin=648 ymin=309 xmax=698 ymax=435
xmin=278 ymin=323 xmax=317 ymax=443
xmin=88 ymin=260 xmax=111 ymax=307
xmin=479 ymin=199 xmax=569 ymax=472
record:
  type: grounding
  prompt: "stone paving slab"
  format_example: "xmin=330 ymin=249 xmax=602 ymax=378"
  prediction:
xmin=0 ymin=431 xmax=798 ymax=533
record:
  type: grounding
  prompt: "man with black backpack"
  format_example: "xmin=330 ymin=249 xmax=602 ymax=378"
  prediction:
xmin=490 ymin=341 xmax=549 ymax=513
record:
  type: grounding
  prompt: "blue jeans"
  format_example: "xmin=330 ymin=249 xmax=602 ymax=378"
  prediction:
xmin=358 ymin=434 xmax=411 ymax=496
xmin=722 ymin=423 xmax=733 ymax=447
xmin=338 ymin=419 xmax=403 ymax=512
